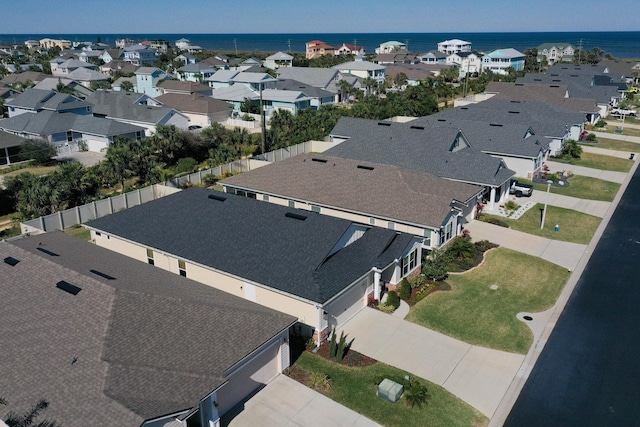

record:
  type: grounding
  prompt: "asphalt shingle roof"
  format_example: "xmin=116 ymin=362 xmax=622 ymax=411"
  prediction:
xmin=85 ymin=90 xmax=180 ymax=124
xmin=221 ymin=153 xmax=481 ymax=229
xmin=85 ymin=187 xmax=414 ymax=304
xmin=2 ymin=232 xmax=295 ymax=426
xmin=326 ymin=117 xmax=514 ymax=187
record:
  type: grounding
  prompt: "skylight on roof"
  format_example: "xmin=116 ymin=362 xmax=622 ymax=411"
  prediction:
xmin=285 ymin=212 xmax=307 ymax=221
xmin=208 ymin=194 xmax=227 ymax=202
xmin=4 ymin=257 xmax=19 ymax=266
xmin=56 ymin=280 xmax=82 ymax=295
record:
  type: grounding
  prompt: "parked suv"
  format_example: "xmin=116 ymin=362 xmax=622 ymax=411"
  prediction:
xmin=509 ymin=179 xmax=533 ymax=197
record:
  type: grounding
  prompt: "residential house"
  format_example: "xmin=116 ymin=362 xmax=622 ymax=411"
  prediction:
xmin=66 ymin=67 xmax=110 ymax=89
xmin=211 ymin=85 xmax=258 ymax=112
xmin=234 ymin=57 xmax=263 ymax=72
xmin=99 ymin=48 xmax=124 ymax=64
xmin=201 ymin=55 xmax=231 ymax=69
xmin=175 ymin=53 xmax=198 ymax=65
xmin=207 ymin=69 xmax=240 ymax=90
xmin=0 ymin=71 xmax=49 ymax=87
xmin=230 ymin=72 xmax=278 ymax=91
xmin=418 ymin=50 xmax=447 ymax=65
xmin=85 ymin=187 xmax=422 ymax=342
xmin=99 ymin=60 xmax=136 ymax=77
xmin=51 ymin=59 xmax=97 ymax=77
xmin=0 ymin=109 xmax=144 ymax=152
xmin=332 ymin=59 xmax=386 ymax=84
xmin=0 ymin=130 xmax=27 ymax=165
xmin=77 ymin=50 xmax=103 ymax=63
xmin=177 ymin=63 xmax=217 ymax=82
xmin=325 ymin=116 xmax=515 ymax=212
xmin=384 ymin=63 xmax=436 ymax=86
xmin=276 ymin=79 xmax=336 ymax=108
xmin=334 ymin=43 xmax=365 ymax=56
xmin=221 ymin=153 xmax=482 ymax=250
xmin=305 ymin=40 xmax=334 ymax=59
xmin=134 ymin=67 xmax=171 ymax=97
xmin=373 ymin=50 xmax=415 ymax=65
xmin=23 ymin=40 xmax=39 ymax=50
xmin=155 ymin=92 xmax=231 ymax=128
xmin=1 ymin=231 xmax=296 ymax=427
xmin=375 ymin=41 xmax=407 ymax=54
xmin=481 ymin=49 xmax=526 ymax=75
xmin=158 ymin=80 xmax=213 ymax=96
xmin=123 ymin=45 xmax=158 ymax=66
xmin=4 ymin=88 xmax=93 ymax=118
xmin=536 ymin=43 xmax=575 ymax=65
xmin=175 ymin=38 xmax=191 ymax=50
xmin=276 ymin=66 xmax=343 ymax=93
xmin=265 ymin=52 xmax=294 ymax=70
xmin=437 ymin=39 xmax=472 ymax=55
xmin=261 ymin=89 xmax=312 ymax=116
xmin=33 ymin=77 xmax=94 ymax=98
xmin=447 ymin=51 xmax=483 ymax=77
xmin=39 ymin=38 xmax=71 ymax=49
xmin=86 ymin=90 xmax=190 ymax=135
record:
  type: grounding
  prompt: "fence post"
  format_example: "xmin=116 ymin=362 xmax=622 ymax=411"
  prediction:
xmin=109 ymin=196 xmax=114 ymax=214
xmin=75 ymin=206 xmax=81 ymax=224
xmin=40 ymin=216 xmax=45 ymax=232
xmin=58 ymin=211 xmax=64 ymax=231
xmin=124 ymin=193 xmax=129 ymax=209
xmin=137 ymin=189 xmax=142 ymax=206
xmin=93 ymin=201 xmax=98 ymax=220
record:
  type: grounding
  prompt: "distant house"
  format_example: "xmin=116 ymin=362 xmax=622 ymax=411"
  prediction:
xmin=66 ymin=67 xmax=110 ymax=88
xmin=33 ymin=77 xmax=94 ymax=98
xmin=85 ymin=188 xmax=422 ymax=343
xmin=51 ymin=59 xmax=97 ymax=77
xmin=481 ymin=49 xmax=526 ymax=75
xmin=123 ymin=45 xmax=158 ymax=66
xmin=134 ymin=67 xmax=171 ymax=97
xmin=1 ymin=231 xmax=296 ymax=427
xmin=332 ymin=59 xmax=386 ymax=84
xmin=175 ymin=53 xmax=198 ymax=65
xmin=373 ymin=50 xmax=415 ymax=65
xmin=437 ymin=39 xmax=472 ymax=55
xmin=230 ymin=72 xmax=278 ymax=91
xmin=158 ymin=80 xmax=213 ymax=96
xmin=305 ymin=40 xmax=334 ymax=59
xmin=264 ymin=51 xmax=294 ymax=70
xmin=4 ymin=88 xmax=92 ymax=117
xmin=99 ymin=48 xmax=124 ymax=64
xmin=86 ymin=90 xmax=190 ymax=135
xmin=276 ymin=78 xmax=336 ymax=108
xmin=447 ymin=51 xmax=483 ymax=77
xmin=418 ymin=50 xmax=447 ymax=65
xmin=375 ymin=41 xmax=407 ymax=54
xmin=177 ymin=63 xmax=217 ymax=82
xmin=156 ymin=92 xmax=231 ymax=128
xmin=175 ymin=37 xmax=191 ymax=50
xmin=99 ymin=59 xmax=136 ymax=77
xmin=207 ymin=69 xmax=240 ymax=90
xmin=39 ymin=38 xmax=71 ymax=49
xmin=334 ymin=43 xmax=365 ymax=56
xmin=221 ymin=153 xmax=482 ymax=250
xmin=536 ymin=43 xmax=575 ymax=65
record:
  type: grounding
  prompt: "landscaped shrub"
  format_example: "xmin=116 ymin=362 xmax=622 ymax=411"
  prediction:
xmin=594 ymin=119 xmax=607 ymax=128
xmin=202 ymin=174 xmax=219 ymax=186
xmin=421 ymin=248 xmax=451 ymax=281
xmin=585 ymin=133 xmax=597 ymax=142
xmin=309 ymin=372 xmax=332 ymax=391
xmin=173 ymin=157 xmax=198 ymax=175
xmin=403 ymin=379 xmax=430 ymax=409
xmin=479 ymin=215 xmax=509 ymax=228
xmin=504 ymin=200 xmax=519 ymax=211
xmin=386 ymin=290 xmax=400 ymax=309
xmin=399 ymin=278 xmax=412 ymax=301
xmin=329 ymin=327 xmax=337 ymax=358
xmin=336 ymin=331 xmax=347 ymax=362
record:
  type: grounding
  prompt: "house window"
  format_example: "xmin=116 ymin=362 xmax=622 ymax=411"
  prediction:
xmin=247 ymin=192 xmax=257 ymax=199
xmin=288 ymin=200 xmax=296 ymax=208
xmin=178 ymin=259 xmax=187 ymax=277
xmin=387 ymin=221 xmax=395 ymax=230
xmin=66 ymin=131 xmax=73 ymax=142
xmin=311 ymin=205 xmax=321 ymax=213
xmin=402 ymin=248 xmax=418 ymax=277
xmin=263 ymin=194 xmax=270 ymax=202
xmin=146 ymin=248 xmax=154 ymax=265
xmin=370 ymin=217 xmax=376 ymax=226
xmin=423 ymin=229 xmax=432 ymax=246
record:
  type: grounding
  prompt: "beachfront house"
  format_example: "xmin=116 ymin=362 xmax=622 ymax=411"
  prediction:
xmin=481 ymin=49 xmax=526 ymax=75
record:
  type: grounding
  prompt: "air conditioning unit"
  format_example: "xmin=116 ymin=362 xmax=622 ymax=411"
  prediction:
xmin=377 ymin=378 xmax=403 ymax=403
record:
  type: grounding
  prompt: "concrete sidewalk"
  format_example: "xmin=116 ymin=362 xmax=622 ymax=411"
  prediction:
xmin=340 ymin=308 xmax=524 ymax=418
xmin=545 ymin=160 xmax=627 ymax=183
xmin=581 ymin=144 xmax=638 ymax=159
xmin=593 ymin=129 xmax=640 ymax=143
xmin=465 ymin=221 xmax=587 ymax=271
xmin=527 ymin=190 xmax=610 ymax=218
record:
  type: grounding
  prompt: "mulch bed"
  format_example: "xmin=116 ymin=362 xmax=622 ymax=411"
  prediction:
xmin=314 ymin=339 xmax=378 ymax=367
xmin=405 ymin=281 xmax=451 ymax=307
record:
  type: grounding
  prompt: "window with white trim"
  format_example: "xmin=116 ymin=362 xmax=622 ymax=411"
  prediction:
xmin=146 ymin=248 xmax=154 ymax=265
xmin=402 ymin=248 xmax=418 ymax=277
xmin=178 ymin=259 xmax=187 ymax=277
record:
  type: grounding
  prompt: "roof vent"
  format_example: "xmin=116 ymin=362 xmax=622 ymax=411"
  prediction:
xmin=37 ymin=247 xmax=59 ymax=257
xmin=551 ymin=74 xmax=559 ymax=76
xmin=410 ymin=125 xmax=425 ymax=130
xmin=377 ymin=122 xmax=391 ymax=127
xmin=357 ymin=165 xmax=374 ymax=171
xmin=285 ymin=212 xmax=307 ymax=221
xmin=534 ymin=78 xmax=542 ymax=81
xmin=550 ymin=85 xmax=559 ymax=88
xmin=56 ymin=280 xmax=82 ymax=296
xmin=311 ymin=158 xmax=328 ymax=163
xmin=510 ymin=100 xmax=521 ymax=103
xmin=4 ymin=256 xmax=19 ymax=266
xmin=461 ymin=107 xmax=469 ymax=110
xmin=508 ymin=111 xmax=520 ymax=114
xmin=515 ymin=83 xmax=524 ymax=86
xmin=90 ymin=269 xmax=116 ymax=280
xmin=489 ymin=123 xmax=503 ymax=127
xmin=437 ymin=119 xmax=446 ymax=122
xmin=208 ymin=194 xmax=227 ymax=202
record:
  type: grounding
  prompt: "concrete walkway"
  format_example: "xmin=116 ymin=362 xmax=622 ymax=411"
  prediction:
xmin=581 ymin=144 xmax=638 ymax=159
xmin=465 ymin=221 xmax=586 ymax=271
xmin=528 ymin=190 xmax=610 ymax=218
xmin=340 ymin=308 xmax=524 ymax=418
xmin=592 ymin=130 xmax=640 ymax=144
xmin=545 ymin=160 xmax=627 ymax=183
xmin=224 ymin=375 xmax=381 ymax=427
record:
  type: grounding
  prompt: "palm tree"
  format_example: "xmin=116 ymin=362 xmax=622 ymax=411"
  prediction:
xmin=336 ymin=79 xmax=354 ymax=103
xmin=362 ymin=77 xmax=377 ymax=96
xmin=4 ymin=399 xmax=60 ymax=427
xmin=120 ymin=80 xmax=134 ymax=92
xmin=105 ymin=137 xmax=134 ymax=193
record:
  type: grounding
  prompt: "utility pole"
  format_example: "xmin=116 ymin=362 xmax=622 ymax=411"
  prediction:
xmin=260 ymin=83 xmax=266 ymax=155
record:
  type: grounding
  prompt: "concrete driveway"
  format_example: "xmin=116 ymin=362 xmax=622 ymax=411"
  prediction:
xmin=224 ymin=375 xmax=381 ymax=427
xmin=339 ymin=308 xmax=524 ymax=418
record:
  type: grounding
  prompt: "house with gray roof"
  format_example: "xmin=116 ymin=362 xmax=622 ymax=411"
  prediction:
xmin=1 ymin=231 xmax=296 ymax=427
xmin=276 ymin=78 xmax=337 ymax=108
xmin=332 ymin=59 xmax=386 ymax=84
xmin=85 ymin=90 xmax=189 ymax=135
xmin=177 ymin=63 xmax=218 ymax=82
xmin=0 ymin=109 xmax=144 ymax=152
xmin=221 ymin=153 xmax=482 ymax=250
xmin=33 ymin=77 xmax=94 ymax=98
xmin=155 ymin=92 xmax=231 ymax=127
xmin=325 ymin=116 xmax=515 ymax=212
xmin=276 ymin=66 xmax=343 ymax=93
xmin=0 ymin=130 xmax=27 ymax=165
xmin=85 ymin=187 xmax=422 ymax=342
xmin=265 ymin=51 xmax=293 ymax=69
xmin=5 ymin=88 xmax=93 ymax=118
xmin=207 ymin=69 xmax=240 ymax=90
xmin=50 ymin=58 xmax=97 ymax=77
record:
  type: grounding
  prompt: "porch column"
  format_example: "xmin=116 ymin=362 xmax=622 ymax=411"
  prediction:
xmin=4 ymin=147 xmax=10 ymax=165
xmin=488 ymin=187 xmax=496 ymax=212
xmin=373 ymin=268 xmax=382 ymax=301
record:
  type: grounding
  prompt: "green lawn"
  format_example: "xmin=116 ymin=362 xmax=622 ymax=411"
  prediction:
xmin=1 ymin=165 xmax=59 ymax=179
xmin=294 ymin=351 xmax=487 ymax=427
xmin=551 ymin=151 xmax=633 ymax=172
xmin=598 ymin=124 xmax=640 ymax=137
xmin=63 ymin=225 xmax=91 ymax=241
xmin=581 ymin=137 xmax=640 ymax=153
xmin=517 ymin=176 xmax=620 ymax=202
xmin=482 ymin=204 xmax=600 ymax=245
xmin=406 ymin=248 xmax=570 ymax=354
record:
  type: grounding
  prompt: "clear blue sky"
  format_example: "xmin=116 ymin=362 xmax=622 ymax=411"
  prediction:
xmin=4 ymin=0 xmax=639 ymax=34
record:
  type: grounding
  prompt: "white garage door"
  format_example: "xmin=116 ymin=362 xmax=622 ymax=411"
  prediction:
xmin=216 ymin=340 xmax=280 ymax=416
xmin=327 ymin=278 xmax=367 ymax=329
xmin=86 ymin=137 xmax=109 ymax=152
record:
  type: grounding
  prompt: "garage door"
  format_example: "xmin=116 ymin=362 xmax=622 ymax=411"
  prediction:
xmin=326 ymin=278 xmax=367 ymax=329
xmin=86 ymin=137 xmax=109 ymax=153
xmin=216 ymin=340 xmax=280 ymax=416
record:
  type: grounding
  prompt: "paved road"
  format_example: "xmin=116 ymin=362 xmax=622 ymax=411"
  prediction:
xmin=503 ymin=162 xmax=640 ymax=426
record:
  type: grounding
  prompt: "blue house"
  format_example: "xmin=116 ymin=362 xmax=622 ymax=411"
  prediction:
xmin=481 ymin=49 xmax=525 ymax=75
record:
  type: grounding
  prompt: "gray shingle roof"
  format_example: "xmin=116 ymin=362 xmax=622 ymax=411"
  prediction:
xmin=85 ymin=187 xmax=415 ymax=304
xmin=326 ymin=117 xmax=514 ymax=187
xmin=221 ymin=153 xmax=481 ymax=229
xmin=2 ymin=231 xmax=295 ymax=426
xmin=276 ymin=79 xmax=335 ymax=99
xmin=85 ymin=90 xmax=181 ymax=124
xmin=5 ymin=88 xmax=91 ymax=112
xmin=276 ymin=67 xmax=341 ymax=92
xmin=517 ymin=73 xmax=620 ymax=104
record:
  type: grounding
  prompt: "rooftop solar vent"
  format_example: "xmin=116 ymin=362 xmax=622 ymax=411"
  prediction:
xmin=410 ymin=125 xmax=425 ymax=130
xmin=311 ymin=158 xmax=327 ymax=163
xmin=285 ymin=212 xmax=307 ymax=221
xmin=208 ymin=194 xmax=227 ymax=202
xmin=37 ymin=247 xmax=59 ymax=257
xmin=510 ymin=100 xmax=522 ymax=103
xmin=550 ymin=85 xmax=560 ymax=88
xmin=56 ymin=281 xmax=82 ymax=295
xmin=377 ymin=122 xmax=391 ymax=126
xmin=489 ymin=123 xmax=503 ymax=127
xmin=570 ymin=75 xmax=578 ymax=77
xmin=4 ymin=257 xmax=19 ymax=266
xmin=552 ymin=79 xmax=561 ymax=82
xmin=437 ymin=119 xmax=446 ymax=122
xmin=90 ymin=269 xmax=115 ymax=280
xmin=357 ymin=165 xmax=374 ymax=171
xmin=461 ymin=107 xmax=469 ymax=110
xmin=508 ymin=111 xmax=520 ymax=114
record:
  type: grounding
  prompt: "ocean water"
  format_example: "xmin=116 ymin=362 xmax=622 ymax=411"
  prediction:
xmin=2 ymin=32 xmax=639 ymax=59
